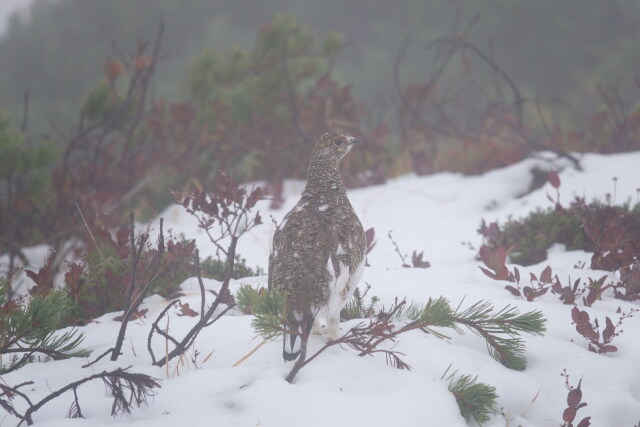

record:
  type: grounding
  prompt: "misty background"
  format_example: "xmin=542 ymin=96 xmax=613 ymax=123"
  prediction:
xmin=1 ymin=0 xmax=639 ymax=134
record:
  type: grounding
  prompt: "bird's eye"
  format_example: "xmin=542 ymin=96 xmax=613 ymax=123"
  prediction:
xmin=333 ymin=140 xmax=343 ymax=146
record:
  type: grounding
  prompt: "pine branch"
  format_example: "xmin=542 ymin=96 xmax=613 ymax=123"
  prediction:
xmin=397 ymin=296 xmax=457 ymax=339
xmin=243 ymin=287 xmax=547 ymax=382
xmin=248 ymin=287 xmax=288 ymax=340
xmin=453 ymin=301 xmax=546 ymax=371
xmin=445 ymin=369 xmax=498 ymax=424
xmin=1 ymin=280 xmax=88 ymax=374
xmin=246 ymin=293 xmax=413 ymax=382
xmin=2 ymin=367 xmax=160 ymax=426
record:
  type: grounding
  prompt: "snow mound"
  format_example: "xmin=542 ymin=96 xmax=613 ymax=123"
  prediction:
xmin=4 ymin=151 xmax=640 ymax=426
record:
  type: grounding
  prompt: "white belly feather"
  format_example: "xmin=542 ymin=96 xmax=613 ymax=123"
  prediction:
xmin=312 ymin=256 xmax=366 ymax=338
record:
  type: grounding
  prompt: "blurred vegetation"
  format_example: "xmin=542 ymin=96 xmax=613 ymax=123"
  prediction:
xmin=0 ymin=4 xmax=639 ymax=296
xmin=0 ymin=4 xmax=638 ymax=375
xmin=480 ymin=209 xmax=592 ymax=266
xmin=0 ymin=113 xmax=56 ymax=272
xmin=2 ymin=0 xmax=640 ymax=132
xmin=201 ymin=255 xmax=265 ymax=281
xmin=181 ymin=14 xmax=351 ymax=188
xmin=64 ymin=225 xmax=198 ymax=323
xmin=479 ymin=199 xmax=640 ymax=267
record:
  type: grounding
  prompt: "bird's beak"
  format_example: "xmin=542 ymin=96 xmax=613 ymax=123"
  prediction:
xmin=347 ymin=137 xmax=360 ymax=146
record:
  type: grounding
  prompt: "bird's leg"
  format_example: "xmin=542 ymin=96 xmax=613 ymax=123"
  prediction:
xmin=284 ymin=315 xmax=313 ymax=383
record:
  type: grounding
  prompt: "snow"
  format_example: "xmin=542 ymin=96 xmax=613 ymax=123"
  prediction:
xmin=3 ymin=151 xmax=640 ymax=426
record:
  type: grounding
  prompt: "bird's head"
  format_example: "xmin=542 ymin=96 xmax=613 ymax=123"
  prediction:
xmin=310 ymin=131 xmax=360 ymax=168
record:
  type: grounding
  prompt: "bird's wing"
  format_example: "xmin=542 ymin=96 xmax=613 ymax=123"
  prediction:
xmin=268 ymin=207 xmax=337 ymax=309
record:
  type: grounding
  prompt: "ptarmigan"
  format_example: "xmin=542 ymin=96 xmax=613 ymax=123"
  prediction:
xmin=268 ymin=131 xmax=366 ymax=362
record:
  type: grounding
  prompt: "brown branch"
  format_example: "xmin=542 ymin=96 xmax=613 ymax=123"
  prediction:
xmin=0 ymin=354 xmax=31 ymax=375
xmin=111 ymin=216 xmax=165 ymax=361
xmin=285 ymin=299 xmax=411 ymax=383
xmin=14 ymin=367 xmax=160 ymax=426
xmin=195 ymin=249 xmax=206 ymax=315
xmin=148 ymin=176 xmax=264 ymax=367
xmin=147 ymin=236 xmax=237 ymax=367
xmin=0 ymin=382 xmax=33 ymax=422
xmin=81 ymin=348 xmax=114 ymax=368
xmin=147 ymin=300 xmax=180 ymax=365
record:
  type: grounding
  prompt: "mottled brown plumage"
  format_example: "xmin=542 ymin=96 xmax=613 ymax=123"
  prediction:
xmin=268 ymin=131 xmax=366 ymax=361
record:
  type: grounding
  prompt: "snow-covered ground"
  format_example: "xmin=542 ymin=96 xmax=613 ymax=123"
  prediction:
xmin=3 ymin=151 xmax=640 ymax=426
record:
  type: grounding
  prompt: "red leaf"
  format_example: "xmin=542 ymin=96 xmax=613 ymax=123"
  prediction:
xmin=570 ymin=306 xmax=583 ymax=324
xmin=488 ymin=222 xmax=501 ymax=240
xmin=365 ymin=227 xmax=375 ymax=243
xmin=597 ymin=344 xmax=618 ymax=354
xmin=365 ymin=227 xmax=377 ymax=255
xmin=64 ymin=262 xmax=86 ymax=299
xmin=513 ymin=267 xmax=520 ymax=283
xmin=478 ymin=245 xmax=493 ymax=266
xmin=577 ymin=417 xmax=591 ymax=427
xmin=602 ymin=317 xmax=615 ymax=343
xmin=494 ymin=247 xmax=507 ymax=270
xmin=523 ymin=286 xmax=534 ymax=301
xmin=548 ymin=170 xmax=561 ymax=189
xmin=178 ymin=302 xmax=198 ymax=317
xmin=563 ymin=406 xmax=577 ymax=422
xmin=551 ymin=281 xmax=563 ymax=294
xmin=583 ymin=288 xmax=598 ymax=306
xmin=540 ymin=265 xmax=552 ymax=283
xmin=26 ymin=252 xmax=56 ymax=296
xmin=505 ymin=285 xmax=521 ymax=297
xmin=479 ymin=245 xmax=507 ymax=272
xmin=480 ymin=266 xmax=498 ymax=280
xmin=567 ymin=386 xmax=582 ymax=408
xmin=572 ymin=307 xmax=599 ymax=341
xmin=411 ymin=250 xmax=431 ymax=269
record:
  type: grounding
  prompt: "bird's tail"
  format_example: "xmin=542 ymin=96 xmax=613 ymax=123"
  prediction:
xmin=283 ymin=312 xmax=314 ymax=362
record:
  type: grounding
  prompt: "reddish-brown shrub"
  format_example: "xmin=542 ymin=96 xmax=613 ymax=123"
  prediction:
xmin=571 ymin=306 xmax=637 ymax=354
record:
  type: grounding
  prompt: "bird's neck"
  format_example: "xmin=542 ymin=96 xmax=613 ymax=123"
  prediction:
xmin=304 ymin=161 xmax=346 ymax=195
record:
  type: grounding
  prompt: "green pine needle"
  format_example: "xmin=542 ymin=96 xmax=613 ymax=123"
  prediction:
xmin=236 ymin=283 xmax=548 ymax=372
xmin=397 ymin=296 xmax=456 ymax=339
xmin=236 ymin=284 xmax=263 ymax=314
xmin=454 ymin=300 xmax=546 ymax=370
xmin=340 ymin=286 xmax=380 ymax=320
xmin=1 ymin=279 xmax=88 ymax=373
xmin=236 ymin=285 xmax=287 ymax=340
xmin=446 ymin=370 xmax=498 ymax=425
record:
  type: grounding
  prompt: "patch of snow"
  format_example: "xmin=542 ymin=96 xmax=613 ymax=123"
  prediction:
xmin=3 ymin=151 xmax=640 ymax=426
